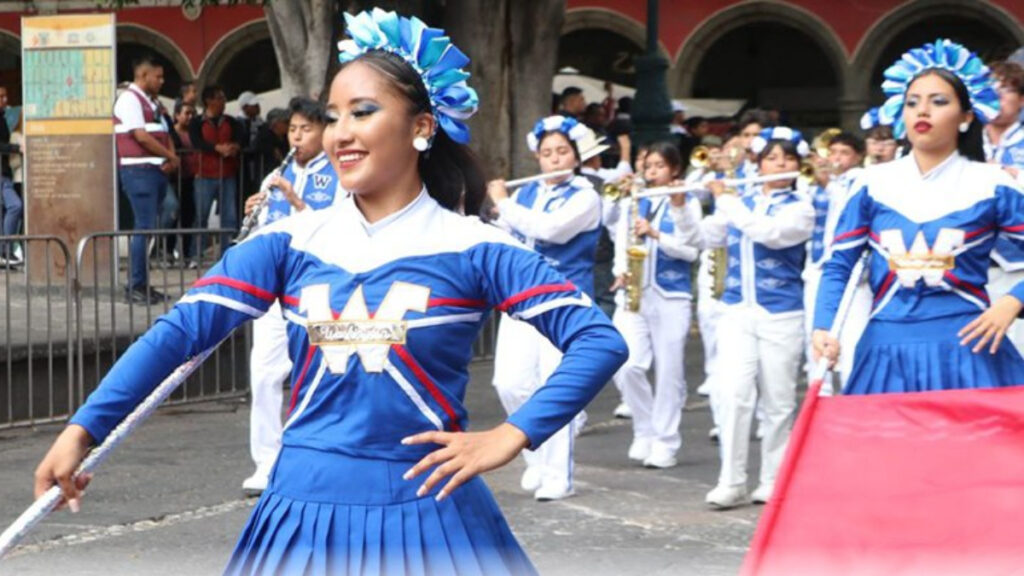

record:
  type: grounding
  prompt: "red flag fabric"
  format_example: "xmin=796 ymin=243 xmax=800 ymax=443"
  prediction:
xmin=742 ymin=382 xmax=1024 ymax=576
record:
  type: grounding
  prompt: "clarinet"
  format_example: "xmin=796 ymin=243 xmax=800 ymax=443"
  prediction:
xmin=233 ymin=147 xmax=297 ymax=244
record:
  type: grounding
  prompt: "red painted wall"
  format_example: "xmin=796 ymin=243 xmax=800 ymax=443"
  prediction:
xmin=0 ymin=5 xmax=264 ymax=76
xmin=568 ymin=0 xmax=1024 ymax=59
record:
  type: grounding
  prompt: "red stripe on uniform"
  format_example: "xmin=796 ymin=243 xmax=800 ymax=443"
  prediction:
xmin=944 ymin=271 xmax=990 ymax=303
xmin=428 ymin=297 xmax=488 ymax=309
xmin=1001 ymin=223 xmax=1024 ymax=233
xmin=392 ymin=345 xmax=463 ymax=432
xmin=495 ymin=282 xmax=577 ymax=312
xmin=874 ymin=271 xmax=896 ymax=305
xmin=834 ymin=227 xmax=869 ymax=243
xmin=965 ymin=225 xmax=995 ymax=239
xmin=287 ymin=345 xmax=317 ymax=415
xmin=193 ymin=276 xmax=276 ymax=302
xmin=280 ymin=294 xmax=300 ymax=307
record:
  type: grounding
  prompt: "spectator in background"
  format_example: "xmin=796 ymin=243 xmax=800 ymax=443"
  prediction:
xmin=237 ymin=91 xmax=266 ymax=201
xmin=180 ymin=81 xmax=197 ymax=108
xmin=558 ymin=86 xmax=586 ymax=120
xmin=113 ymin=55 xmax=178 ymax=303
xmin=583 ymin=102 xmax=608 ymax=134
xmin=605 ymin=96 xmax=634 ymax=167
xmin=189 ymin=84 xmax=244 ymax=255
xmin=679 ymin=116 xmax=709 ymax=161
xmin=252 ymin=108 xmax=290 ymax=180
xmin=170 ymin=100 xmax=199 ymax=267
xmin=0 ymin=85 xmax=21 ymax=267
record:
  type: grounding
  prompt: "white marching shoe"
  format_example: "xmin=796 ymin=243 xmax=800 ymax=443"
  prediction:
xmin=708 ymin=426 xmax=720 ymax=442
xmin=242 ymin=463 xmax=273 ymax=496
xmin=642 ymin=444 xmax=678 ymax=469
xmin=520 ymin=466 xmax=543 ymax=492
xmin=696 ymin=379 xmax=713 ymax=396
xmin=534 ymin=482 xmax=575 ymax=501
xmin=613 ymin=402 xmax=633 ymax=419
xmin=705 ymin=484 xmax=749 ymax=509
xmin=751 ymin=483 xmax=774 ymax=504
xmin=627 ymin=437 xmax=652 ymax=462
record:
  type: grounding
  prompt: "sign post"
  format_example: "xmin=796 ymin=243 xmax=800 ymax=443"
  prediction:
xmin=22 ymin=14 xmax=116 ymax=282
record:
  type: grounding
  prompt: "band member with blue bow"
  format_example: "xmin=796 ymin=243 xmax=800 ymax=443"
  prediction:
xmin=238 ymin=96 xmax=343 ymax=496
xmin=691 ymin=127 xmax=815 ymax=510
xmin=611 ymin=141 xmax=702 ymax=469
xmin=32 ymin=10 xmax=627 ymax=575
xmin=814 ymin=39 xmax=1024 ymax=395
xmin=486 ymin=114 xmax=603 ymax=502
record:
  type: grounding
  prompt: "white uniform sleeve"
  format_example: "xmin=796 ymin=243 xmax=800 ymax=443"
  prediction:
xmin=714 ymin=194 xmax=815 ymax=250
xmin=596 ymin=160 xmax=632 ymax=183
xmin=496 ymin=190 xmax=601 ymax=245
xmin=659 ymin=200 xmax=703 ymax=262
xmin=602 ymin=197 xmax=622 ymax=238
xmin=113 ymin=91 xmax=145 ymax=132
xmin=612 ymin=201 xmax=629 ymax=277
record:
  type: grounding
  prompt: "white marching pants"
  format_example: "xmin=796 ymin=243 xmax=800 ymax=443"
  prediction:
xmin=988 ymin=267 xmax=1024 ymax=355
xmin=249 ymin=301 xmax=292 ymax=470
xmin=697 ymin=253 xmax=723 ymax=426
xmin=715 ymin=306 xmax=804 ymax=488
xmin=612 ymin=288 xmax=690 ymax=455
xmin=804 ymin=266 xmax=873 ymax=390
xmin=492 ymin=314 xmax=575 ymax=491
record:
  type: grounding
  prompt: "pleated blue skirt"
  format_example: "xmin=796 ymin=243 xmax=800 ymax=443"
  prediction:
xmin=224 ymin=446 xmax=538 ymax=576
xmin=845 ymin=313 xmax=1024 ymax=395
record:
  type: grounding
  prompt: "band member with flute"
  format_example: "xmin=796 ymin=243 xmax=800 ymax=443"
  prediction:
xmin=610 ymin=141 xmax=702 ymax=469
xmin=237 ymin=97 xmax=343 ymax=496
xmin=814 ymin=40 xmax=1024 ymax=395
xmin=30 ymin=10 xmax=627 ymax=573
xmin=687 ymin=127 xmax=815 ymax=510
xmin=803 ymin=131 xmax=870 ymax=390
xmin=485 ymin=114 xmax=603 ymax=501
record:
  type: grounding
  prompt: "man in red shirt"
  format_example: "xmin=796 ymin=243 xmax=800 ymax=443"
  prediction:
xmin=188 ymin=85 xmax=244 ymax=256
xmin=113 ymin=55 xmax=178 ymax=303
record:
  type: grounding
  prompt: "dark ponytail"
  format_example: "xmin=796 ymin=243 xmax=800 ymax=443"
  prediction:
xmin=337 ymin=51 xmax=487 ymax=215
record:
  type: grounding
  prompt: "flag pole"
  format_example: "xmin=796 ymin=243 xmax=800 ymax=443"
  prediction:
xmin=740 ymin=256 xmax=868 ymax=576
xmin=0 ymin=341 xmax=224 ymax=559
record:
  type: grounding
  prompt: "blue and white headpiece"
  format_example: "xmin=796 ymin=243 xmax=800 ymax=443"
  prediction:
xmin=878 ymin=38 xmax=999 ymax=139
xmin=526 ymin=115 xmax=589 ymax=152
xmin=749 ymin=126 xmax=810 ymax=157
xmin=860 ymin=107 xmax=881 ymax=131
xmin=337 ymin=8 xmax=479 ymax=144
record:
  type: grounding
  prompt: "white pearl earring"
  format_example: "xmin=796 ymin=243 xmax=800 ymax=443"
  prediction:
xmin=413 ymin=136 xmax=429 ymax=152
xmin=958 ymin=121 xmax=970 ymax=133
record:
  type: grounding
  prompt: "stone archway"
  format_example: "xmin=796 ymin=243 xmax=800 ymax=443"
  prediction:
xmin=116 ymin=23 xmax=193 ymax=97
xmin=674 ymin=1 xmax=849 ymax=128
xmin=562 ymin=7 xmax=671 ymax=62
xmin=196 ymin=19 xmax=278 ymax=98
xmin=851 ymin=0 xmax=1024 ymax=107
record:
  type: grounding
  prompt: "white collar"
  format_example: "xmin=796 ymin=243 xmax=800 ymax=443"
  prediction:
xmin=909 ymin=150 xmax=961 ymax=181
xmin=986 ymin=121 xmax=1024 ymax=150
xmin=129 ymin=83 xmax=155 ymax=104
xmin=352 ymin=186 xmax=429 ymax=236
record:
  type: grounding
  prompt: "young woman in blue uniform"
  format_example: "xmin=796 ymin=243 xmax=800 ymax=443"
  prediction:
xmin=611 ymin=141 xmax=702 ymax=469
xmin=695 ymin=127 xmax=815 ymax=509
xmin=32 ymin=10 xmax=628 ymax=575
xmin=486 ymin=114 xmax=603 ymax=501
xmin=813 ymin=39 xmax=1024 ymax=394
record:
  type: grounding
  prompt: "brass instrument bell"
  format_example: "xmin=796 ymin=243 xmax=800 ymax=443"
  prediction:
xmin=689 ymin=145 xmax=710 ymax=169
xmin=812 ymin=127 xmax=842 ymax=159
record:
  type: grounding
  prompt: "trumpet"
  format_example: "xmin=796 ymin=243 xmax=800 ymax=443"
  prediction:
xmin=799 ymin=159 xmax=841 ymax=184
xmin=812 ymin=127 xmax=842 ymax=159
xmin=234 ymin=147 xmax=297 ymax=244
xmin=603 ymin=176 xmax=642 ymax=201
xmin=690 ymin=145 xmax=710 ymax=170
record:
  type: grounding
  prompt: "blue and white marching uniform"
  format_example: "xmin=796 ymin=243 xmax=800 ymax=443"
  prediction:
xmin=612 ymin=195 xmax=702 ymax=465
xmin=985 ymin=122 xmax=1024 ymax=354
xmin=693 ymin=185 xmax=814 ymax=497
xmin=815 ymin=152 xmax=1024 ymax=394
xmin=69 ymin=189 xmax=627 ymax=574
xmin=803 ymin=167 xmax=872 ymax=387
xmin=247 ymin=151 xmax=343 ymax=488
xmin=491 ymin=174 xmax=602 ymax=499
xmin=689 ymin=170 xmax=726 ymax=398
xmin=259 ymin=151 xmax=342 ymax=225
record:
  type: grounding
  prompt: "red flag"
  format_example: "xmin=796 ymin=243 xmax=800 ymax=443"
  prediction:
xmin=742 ymin=382 xmax=1024 ymax=576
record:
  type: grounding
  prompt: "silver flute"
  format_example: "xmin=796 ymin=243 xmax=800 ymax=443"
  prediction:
xmin=233 ymin=147 xmax=297 ymax=244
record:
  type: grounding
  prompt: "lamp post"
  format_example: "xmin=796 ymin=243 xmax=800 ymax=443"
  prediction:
xmin=631 ymin=0 xmax=672 ymax=148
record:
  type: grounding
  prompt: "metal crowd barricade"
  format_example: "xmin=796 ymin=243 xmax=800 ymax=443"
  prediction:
xmin=74 ymin=228 xmax=249 ymax=410
xmin=0 ymin=235 xmax=74 ymax=430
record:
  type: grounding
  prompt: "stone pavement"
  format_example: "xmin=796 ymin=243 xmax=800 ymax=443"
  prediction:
xmin=0 ymin=356 xmax=764 ymax=576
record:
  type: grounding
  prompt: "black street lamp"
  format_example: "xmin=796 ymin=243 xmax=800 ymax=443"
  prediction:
xmin=631 ymin=0 xmax=673 ymax=148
